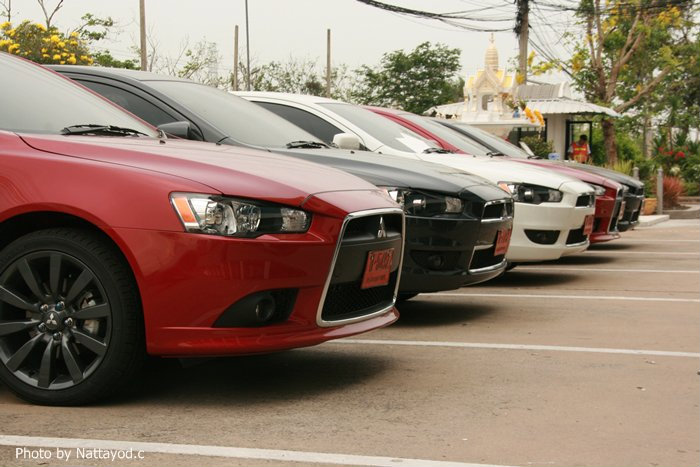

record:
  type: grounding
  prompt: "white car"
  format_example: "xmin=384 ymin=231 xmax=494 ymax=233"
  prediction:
xmin=236 ymin=92 xmax=596 ymax=263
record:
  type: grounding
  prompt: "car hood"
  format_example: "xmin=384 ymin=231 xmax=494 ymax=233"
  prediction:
xmin=19 ymin=134 xmax=379 ymax=207
xmin=511 ymin=159 xmax=622 ymax=191
xmin=556 ymin=161 xmax=645 ymax=190
xmin=280 ymin=148 xmax=509 ymax=202
xmin=414 ymin=153 xmax=594 ymax=194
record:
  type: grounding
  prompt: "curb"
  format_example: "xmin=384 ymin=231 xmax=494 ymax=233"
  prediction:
xmin=637 ymin=214 xmax=670 ymax=227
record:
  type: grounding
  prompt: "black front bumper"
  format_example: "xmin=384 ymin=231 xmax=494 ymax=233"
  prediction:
xmin=399 ymin=215 xmax=512 ymax=293
xmin=618 ymin=193 xmax=644 ymax=231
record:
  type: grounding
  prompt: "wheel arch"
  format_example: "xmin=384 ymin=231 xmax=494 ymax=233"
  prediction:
xmin=0 ymin=209 xmax=144 ymax=307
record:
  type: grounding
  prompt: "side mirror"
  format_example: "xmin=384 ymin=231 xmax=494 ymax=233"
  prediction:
xmin=332 ymin=133 xmax=361 ymax=150
xmin=157 ymin=121 xmax=204 ymax=141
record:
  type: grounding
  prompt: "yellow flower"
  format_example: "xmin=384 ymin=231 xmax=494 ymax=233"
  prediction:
xmin=80 ymin=55 xmax=88 ymax=61
xmin=58 ymin=41 xmax=65 ymax=48
xmin=50 ymin=35 xmax=60 ymax=43
xmin=7 ymin=28 xmax=15 ymax=37
xmin=41 ymin=48 xmax=47 ymax=53
xmin=42 ymin=53 xmax=50 ymax=58
xmin=67 ymin=55 xmax=76 ymax=64
xmin=59 ymin=60 xmax=65 ymax=64
xmin=34 ymin=23 xmax=46 ymax=31
xmin=70 ymin=31 xmax=78 ymax=38
xmin=0 ymin=39 xmax=10 ymax=48
xmin=7 ymin=43 xmax=19 ymax=53
xmin=87 ymin=57 xmax=93 ymax=64
xmin=53 ymin=54 xmax=61 ymax=60
xmin=0 ymin=21 xmax=11 ymax=30
xmin=42 ymin=37 xmax=50 ymax=43
xmin=69 ymin=40 xmax=78 ymax=46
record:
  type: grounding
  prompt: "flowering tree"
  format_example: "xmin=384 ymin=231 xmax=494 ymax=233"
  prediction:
xmin=0 ymin=20 xmax=92 ymax=64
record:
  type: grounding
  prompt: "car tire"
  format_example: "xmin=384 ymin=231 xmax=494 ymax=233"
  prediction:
xmin=0 ymin=228 xmax=145 ymax=406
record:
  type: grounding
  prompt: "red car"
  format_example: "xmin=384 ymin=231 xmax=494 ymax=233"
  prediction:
xmin=0 ymin=53 xmax=403 ymax=405
xmin=367 ymin=106 xmax=625 ymax=243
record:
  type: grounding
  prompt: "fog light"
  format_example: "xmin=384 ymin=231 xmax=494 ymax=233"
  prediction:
xmin=427 ymin=254 xmax=445 ymax=269
xmin=255 ymin=297 xmax=276 ymax=323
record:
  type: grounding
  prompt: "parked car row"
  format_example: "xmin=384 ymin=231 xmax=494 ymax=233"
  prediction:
xmin=0 ymin=53 xmax=644 ymax=405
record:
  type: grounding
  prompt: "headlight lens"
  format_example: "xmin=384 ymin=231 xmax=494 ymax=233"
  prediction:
xmin=498 ymin=182 xmax=563 ymax=204
xmin=385 ymin=188 xmax=464 ymax=216
xmin=171 ymin=193 xmax=310 ymax=237
xmin=588 ymin=184 xmax=607 ymax=196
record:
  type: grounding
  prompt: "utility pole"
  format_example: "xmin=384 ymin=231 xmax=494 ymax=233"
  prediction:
xmin=515 ymin=0 xmax=529 ymax=85
xmin=233 ymin=25 xmax=239 ymax=91
xmin=139 ymin=0 xmax=147 ymax=71
xmin=326 ymin=29 xmax=331 ymax=98
xmin=245 ymin=0 xmax=251 ymax=91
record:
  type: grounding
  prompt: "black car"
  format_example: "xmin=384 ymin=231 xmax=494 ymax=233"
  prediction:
xmin=51 ymin=66 xmax=514 ymax=297
xmin=438 ymin=120 xmax=644 ymax=231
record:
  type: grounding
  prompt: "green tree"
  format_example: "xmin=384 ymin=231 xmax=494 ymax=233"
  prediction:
xmin=531 ymin=0 xmax=696 ymax=164
xmin=353 ymin=41 xmax=463 ymax=114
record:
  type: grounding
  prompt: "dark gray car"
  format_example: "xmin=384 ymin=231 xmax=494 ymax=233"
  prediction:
xmin=51 ymin=66 xmax=515 ymax=296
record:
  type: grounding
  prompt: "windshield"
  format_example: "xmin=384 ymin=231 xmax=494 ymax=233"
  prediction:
xmin=399 ymin=114 xmax=492 ymax=156
xmin=448 ymin=121 xmax=532 ymax=159
xmin=319 ymin=103 xmax=439 ymax=153
xmin=0 ymin=54 xmax=157 ymax=136
xmin=148 ymin=80 xmax=322 ymax=148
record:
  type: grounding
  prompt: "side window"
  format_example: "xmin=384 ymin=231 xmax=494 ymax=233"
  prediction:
xmin=78 ymin=80 xmax=178 ymax=127
xmin=256 ymin=102 xmax=343 ymax=145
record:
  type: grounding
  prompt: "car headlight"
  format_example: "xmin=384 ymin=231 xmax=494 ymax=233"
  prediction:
xmin=588 ymin=184 xmax=607 ymax=196
xmin=384 ymin=188 xmax=464 ymax=216
xmin=171 ymin=193 xmax=310 ymax=237
xmin=497 ymin=182 xmax=563 ymax=204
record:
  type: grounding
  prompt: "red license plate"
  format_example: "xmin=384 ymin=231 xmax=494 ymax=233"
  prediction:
xmin=494 ymin=228 xmax=512 ymax=256
xmin=361 ymin=248 xmax=395 ymax=289
xmin=583 ymin=215 xmax=595 ymax=236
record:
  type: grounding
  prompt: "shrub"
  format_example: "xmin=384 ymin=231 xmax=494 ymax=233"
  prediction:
xmin=0 ymin=20 xmax=93 ymax=65
xmin=661 ymin=176 xmax=685 ymax=208
xmin=684 ymin=181 xmax=700 ymax=196
xmin=520 ymin=135 xmax=553 ymax=158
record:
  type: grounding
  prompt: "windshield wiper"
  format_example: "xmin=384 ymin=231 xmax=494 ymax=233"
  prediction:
xmin=423 ymin=147 xmax=453 ymax=154
xmin=60 ymin=124 xmax=148 ymax=137
xmin=286 ymin=140 xmax=328 ymax=149
xmin=487 ymin=151 xmax=506 ymax=157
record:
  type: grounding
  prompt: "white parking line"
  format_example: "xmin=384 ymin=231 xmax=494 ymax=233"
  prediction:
xmin=0 ymin=435 xmax=515 ymax=467
xmin=618 ymin=239 xmax=699 ymax=243
xmin=334 ymin=339 xmax=700 ymax=358
xmin=585 ymin=251 xmax=699 ymax=256
xmin=427 ymin=293 xmax=700 ymax=304
xmin=517 ymin=266 xmax=699 ymax=274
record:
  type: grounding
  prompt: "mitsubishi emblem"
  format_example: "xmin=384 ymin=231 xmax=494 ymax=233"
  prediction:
xmin=46 ymin=313 xmax=58 ymax=327
xmin=377 ymin=216 xmax=387 ymax=238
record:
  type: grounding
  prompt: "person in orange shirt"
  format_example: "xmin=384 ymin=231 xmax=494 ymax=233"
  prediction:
xmin=568 ymin=134 xmax=591 ymax=163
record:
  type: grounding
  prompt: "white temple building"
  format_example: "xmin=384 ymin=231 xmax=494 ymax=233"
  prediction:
xmin=426 ymin=35 xmax=619 ymax=158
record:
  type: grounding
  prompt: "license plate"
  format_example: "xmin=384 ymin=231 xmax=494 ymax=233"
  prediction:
xmin=361 ymin=248 xmax=395 ymax=289
xmin=583 ymin=215 xmax=594 ymax=236
xmin=494 ymin=228 xmax=512 ymax=256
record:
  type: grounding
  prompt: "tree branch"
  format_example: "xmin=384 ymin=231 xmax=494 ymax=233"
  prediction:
xmin=614 ymin=66 xmax=673 ymax=114
xmin=36 ymin=0 xmax=63 ymax=29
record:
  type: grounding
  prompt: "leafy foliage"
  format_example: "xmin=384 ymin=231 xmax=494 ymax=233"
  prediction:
xmin=352 ymin=42 xmax=463 ymax=113
xmin=520 ymin=135 xmax=553 ymax=158
xmin=661 ymin=176 xmax=685 ymax=208
xmin=0 ymin=20 xmax=92 ymax=64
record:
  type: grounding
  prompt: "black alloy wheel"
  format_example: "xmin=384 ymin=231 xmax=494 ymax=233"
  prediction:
xmin=0 ymin=228 xmax=144 ymax=405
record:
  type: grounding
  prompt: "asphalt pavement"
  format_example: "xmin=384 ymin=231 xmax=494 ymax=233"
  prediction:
xmin=1 ymin=219 xmax=698 ymax=467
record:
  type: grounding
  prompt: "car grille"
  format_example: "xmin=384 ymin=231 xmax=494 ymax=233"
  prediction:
xmin=319 ymin=212 xmax=403 ymax=324
xmin=566 ymin=227 xmax=587 ymax=245
xmin=576 ymin=194 xmax=594 ymax=207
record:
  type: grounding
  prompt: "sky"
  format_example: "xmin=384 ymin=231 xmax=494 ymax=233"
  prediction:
xmin=5 ymin=0 xmax=574 ymax=82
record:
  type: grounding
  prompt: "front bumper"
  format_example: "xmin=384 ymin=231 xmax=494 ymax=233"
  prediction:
xmin=590 ymin=194 xmax=623 ymax=244
xmin=506 ymin=199 xmax=595 ymax=262
xmin=618 ymin=193 xmax=644 ymax=231
xmin=114 ymin=194 xmax=403 ymax=357
xmin=399 ymin=211 xmax=512 ymax=293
